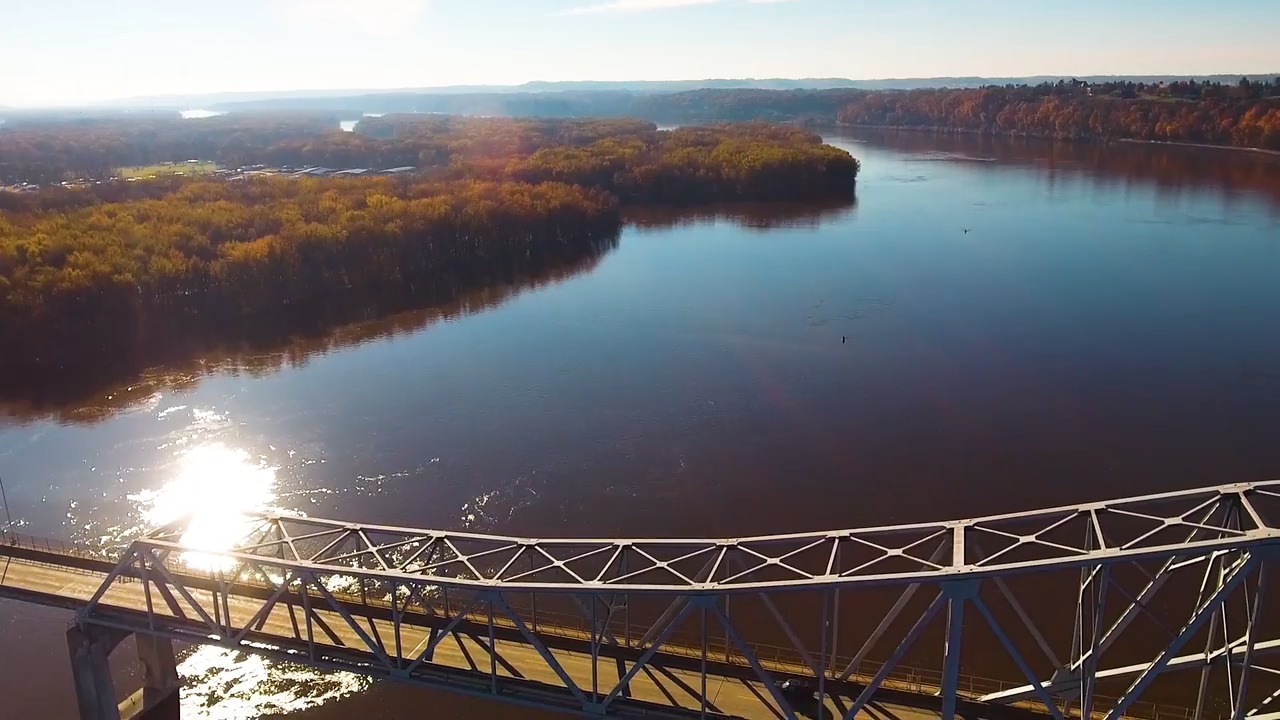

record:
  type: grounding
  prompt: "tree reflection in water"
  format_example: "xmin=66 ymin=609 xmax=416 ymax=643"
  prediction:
xmin=0 ymin=235 xmax=617 ymax=422
xmin=625 ymin=196 xmax=857 ymax=231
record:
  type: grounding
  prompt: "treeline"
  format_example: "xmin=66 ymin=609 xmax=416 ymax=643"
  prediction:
xmin=0 ymin=114 xmax=340 ymax=184
xmin=836 ymin=80 xmax=1280 ymax=150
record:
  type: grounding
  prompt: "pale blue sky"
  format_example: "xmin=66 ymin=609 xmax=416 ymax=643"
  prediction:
xmin=2 ymin=0 xmax=1277 ymax=107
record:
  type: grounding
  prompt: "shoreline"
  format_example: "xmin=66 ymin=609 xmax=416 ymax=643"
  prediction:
xmin=832 ymin=123 xmax=1280 ymax=157
xmin=1115 ymin=138 xmax=1280 ymax=157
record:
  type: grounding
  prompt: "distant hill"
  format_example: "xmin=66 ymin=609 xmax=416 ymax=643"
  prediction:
xmin=206 ymin=78 xmax=1280 ymax=124
xmin=98 ymin=79 xmax=867 ymax=109
xmin=87 ymin=74 xmax=1280 ymax=111
xmin=826 ymin=74 xmax=1279 ymax=90
xmin=514 ymin=78 xmax=864 ymax=92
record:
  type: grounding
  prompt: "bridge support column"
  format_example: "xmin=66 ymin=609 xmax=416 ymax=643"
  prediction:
xmin=67 ymin=626 xmax=181 ymax=720
xmin=136 ymin=634 xmax=180 ymax=715
xmin=67 ymin=624 xmax=127 ymax=720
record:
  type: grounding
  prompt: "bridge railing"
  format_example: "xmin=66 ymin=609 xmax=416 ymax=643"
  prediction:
xmin=0 ymin=532 xmax=133 ymax=582
xmin=3 ymin=531 xmax=96 ymax=557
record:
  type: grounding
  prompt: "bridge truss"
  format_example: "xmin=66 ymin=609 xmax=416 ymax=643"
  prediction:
xmin=78 ymin=480 xmax=1280 ymax=719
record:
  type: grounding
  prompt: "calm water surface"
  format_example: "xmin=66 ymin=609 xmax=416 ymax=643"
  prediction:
xmin=2 ymin=131 xmax=1280 ymax=718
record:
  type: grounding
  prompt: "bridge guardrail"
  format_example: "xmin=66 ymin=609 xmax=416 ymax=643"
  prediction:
xmin=3 ymin=531 xmax=98 ymax=559
xmin=0 ymin=532 xmax=138 ymax=582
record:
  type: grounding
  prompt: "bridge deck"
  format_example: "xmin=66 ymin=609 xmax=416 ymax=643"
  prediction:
xmin=1 ymin=545 xmax=1027 ymax=720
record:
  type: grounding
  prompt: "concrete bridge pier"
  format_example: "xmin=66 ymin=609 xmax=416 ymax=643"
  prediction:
xmin=67 ymin=624 xmax=128 ymax=720
xmin=67 ymin=625 xmax=181 ymax=720
xmin=136 ymin=634 xmax=179 ymax=712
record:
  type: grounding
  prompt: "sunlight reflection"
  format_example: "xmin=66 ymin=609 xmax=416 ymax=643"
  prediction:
xmin=179 ymin=646 xmax=370 ymax=719
xmin=126 ymin=441 xmax=364 ymax=718
xmin=133 ymin=443 xmax=278 ymax=571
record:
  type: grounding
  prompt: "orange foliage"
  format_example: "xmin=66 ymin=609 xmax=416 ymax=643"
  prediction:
xmin=837 ymin=82 xmax=1280 ymax=150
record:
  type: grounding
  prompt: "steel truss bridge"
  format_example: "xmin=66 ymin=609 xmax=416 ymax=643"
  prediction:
xmin=4 ymin=480 xmax=1280 ymax=720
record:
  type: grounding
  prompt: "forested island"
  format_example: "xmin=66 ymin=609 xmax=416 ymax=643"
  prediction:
xmin=0 ymin=118 xmax=858 ymax=389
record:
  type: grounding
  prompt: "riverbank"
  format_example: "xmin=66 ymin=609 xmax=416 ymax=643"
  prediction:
xmin=1115 ymin=137 xmax=1280 ymax=156
xmin=835 ymin=123 xmax=1280 ymax=157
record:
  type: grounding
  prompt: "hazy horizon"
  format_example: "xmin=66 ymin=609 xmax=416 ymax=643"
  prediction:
xmin=3 ymin=0 xmax=1279 ymax=108
xmin=6 ymin=73 xmax=1280 ymax=111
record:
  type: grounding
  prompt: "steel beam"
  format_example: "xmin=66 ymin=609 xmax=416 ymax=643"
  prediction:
xmin=939 ymin=581 xmax=973 ymax=720
xmin=107 ymin=480 xmax=1280 ymax=594
xmin=1104 ymin=553 xmax=1260 ymax=720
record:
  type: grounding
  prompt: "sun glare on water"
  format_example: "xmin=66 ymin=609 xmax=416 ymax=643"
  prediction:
xmin=128 ymin=440 xmax=366 ymax=717
xmin=134 ymin=443 xmax=279 ymax=571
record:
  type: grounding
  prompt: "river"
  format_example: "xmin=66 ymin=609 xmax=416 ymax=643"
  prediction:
xmin=2 ymin=130 xmax=1280 ymax=718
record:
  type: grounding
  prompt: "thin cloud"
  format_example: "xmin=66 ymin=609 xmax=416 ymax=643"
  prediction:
xmin=557 ymin=0 xmax=722 ymax=16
